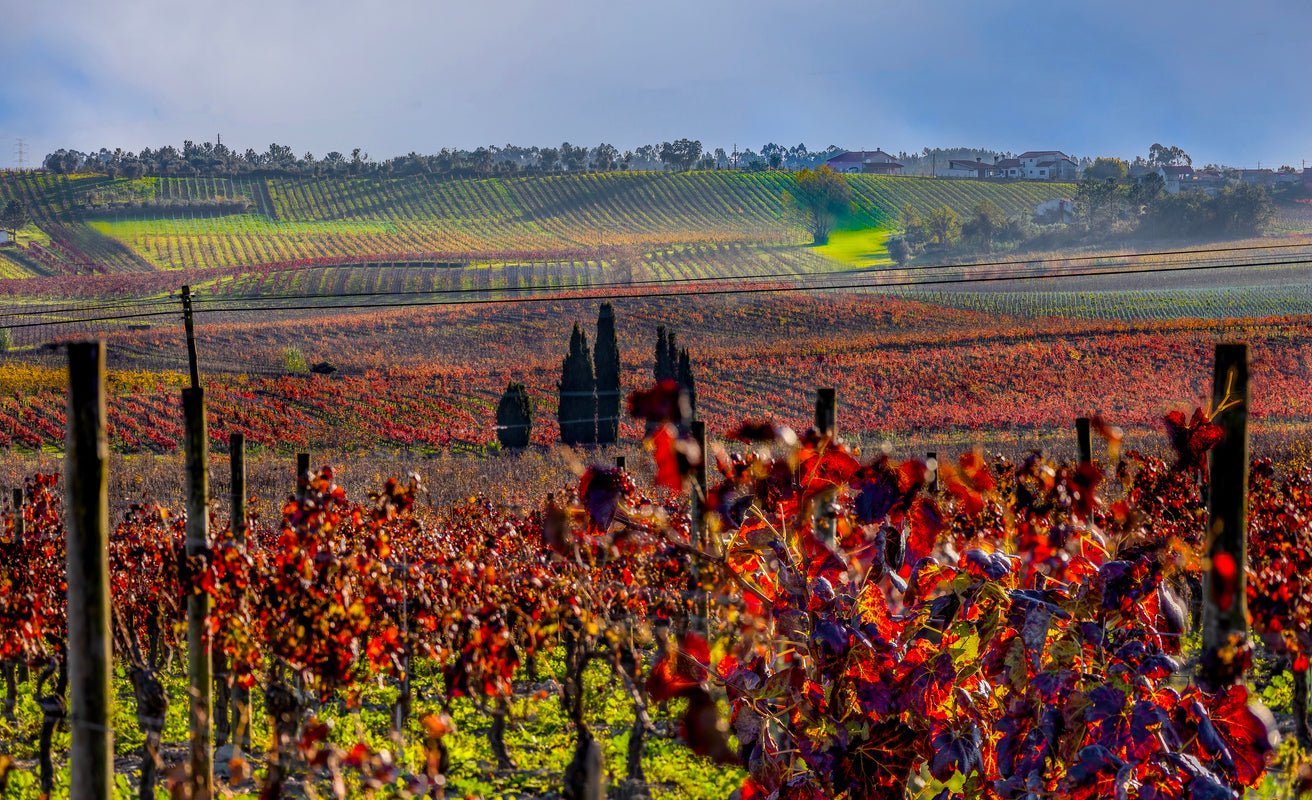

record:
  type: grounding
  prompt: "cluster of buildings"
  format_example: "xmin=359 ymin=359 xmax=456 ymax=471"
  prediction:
xmin=1131 ymin=164 xmax=1310 ymax=195
xmin=942 ymin=152 xmax=1080 ymax=181
xmin=824 ymin=149 xmax=1080 ymax=181
xmin=824 ymin=148 xmax=1312 ymax=195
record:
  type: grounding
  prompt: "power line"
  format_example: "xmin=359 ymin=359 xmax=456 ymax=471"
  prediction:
xmin=6 ymin=237 xmax=1312 ymax=321
xmin=7 ymin=241 xmax=1312 ymax=331
xmin=184 ymin=253 xmax=1312 ymax=317
xmin=192 ymin=238 xmax=1312 ymax=306
xmin=8 ymin=252 xmax=1312 ymax=331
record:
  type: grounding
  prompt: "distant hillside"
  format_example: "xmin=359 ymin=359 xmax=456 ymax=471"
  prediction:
xmin=0 ymin=171 xmax=1073 ymax=275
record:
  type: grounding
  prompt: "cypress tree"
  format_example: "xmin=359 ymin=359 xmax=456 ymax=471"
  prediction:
xmin=665 ymin=331 xmax=678 ymax=383
xmin=558 ymin=322 xmax=597 ymax=446
xmin=677 ymin=347 xmax=697 ymax=419
xmin=655 ymin=326 xmax=672 ymax=382
xmin=495 ymin=382 xmax=532 ymax=449
xmin=594 ymin=303 xmax=621 ymax=445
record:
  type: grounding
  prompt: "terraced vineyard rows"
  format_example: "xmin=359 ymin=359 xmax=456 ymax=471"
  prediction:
xmin=1 ymin=171 xmax=1074 ymax=273
xmin=184 ymin=242 xmax=847 ymax=303
xmin=907 ymin=284 xmax=1312 ymax=320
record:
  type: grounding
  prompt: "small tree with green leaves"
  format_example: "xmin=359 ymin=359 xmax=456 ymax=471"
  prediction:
xmin=925 ymin=205 xmax=961 ymax=247
xmin=282 ymin=347 xmax=309 ymax=374
xmin=899 ymin=204 xmax=927 ymax=249
xmin=783 ymin=166 xmax=852 ymax=245
xmin=1084 ymin=157 xmax=1129 ymax=181
xmin=887 ymin=235 xmax=912 ymax=266
xmin=495 ymin=383 xmax=533 ymax=449
xmin=963 ymin=199 xmax=1007 ymax=252
xmin=0 ymin=200 xmax=26 ymax=241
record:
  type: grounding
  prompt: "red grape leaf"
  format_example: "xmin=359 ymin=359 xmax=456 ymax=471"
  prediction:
xmin=1206 ymin=684 xmax=1277 ymax=787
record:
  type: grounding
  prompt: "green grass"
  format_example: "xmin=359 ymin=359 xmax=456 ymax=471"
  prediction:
xmin=0 ymin=652 xmax=743 ymax=798
xmin=814 ymin=226 xmax=895 ymax=268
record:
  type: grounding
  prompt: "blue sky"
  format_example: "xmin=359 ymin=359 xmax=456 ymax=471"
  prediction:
xmin=1 ymin=0 xmax=1309 ymax=169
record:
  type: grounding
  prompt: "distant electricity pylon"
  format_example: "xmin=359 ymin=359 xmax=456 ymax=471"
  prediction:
xmin=13 ymin=139 xmax=26 ymax=170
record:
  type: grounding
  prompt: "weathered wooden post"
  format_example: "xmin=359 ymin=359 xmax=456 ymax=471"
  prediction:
xmin=229 ymin=435 xmax=247 ymax=547
xmin=927 ymin=452 xmax=940 ymax=493
xmin=183 ymin=387 xmax=213 ymax=798
xmin=66 ymin=341 xmax=112 ymax=799
xmin=1076 ymin=417 xmax=1093 ymax=464
xmin=181 ymin=285 xmax=200 ymax=389
xmin=813 ymin=388 xmax=840 ymax=549
xmin=229 ymin=433 xmax=250 ymax=752
xmin=1200 ymin=343 xmax=1249 ymax=687
xmin=815 ymin=387 xmax=836 ymax=437
xmin=296 ymin=452 xmax=310 ymax=499
xmin=690 ymin=420 xmax=709 ymax=634
xmin=11 ymin=487 xmax=22 ymax=538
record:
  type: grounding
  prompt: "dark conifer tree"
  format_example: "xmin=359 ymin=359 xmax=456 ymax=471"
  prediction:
xmin=665 ymin=331 xmax=678 ymax=382
xmin=677 ymin=348 xmax=697 ymax=419
xmin=655 ymin=326 xmax=673 ymax=382
xmin=594 ymin=303 xmax=621 ymax=444
xmin=558 ymin=323 xmax=597 ymax=446
xmin=495 ymin=382 xmax=532 ymax=448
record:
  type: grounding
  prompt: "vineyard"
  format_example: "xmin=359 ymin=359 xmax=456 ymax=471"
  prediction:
xmin=1 ymin=342 xmax=1309 ymax=799
xmin=1 ymin=163 xmax=1312 ymax=800
xmin=0 ymin=171 xmax=1073 ymax=277
xmin=4 ymin=292 xmax=1312 ymax=459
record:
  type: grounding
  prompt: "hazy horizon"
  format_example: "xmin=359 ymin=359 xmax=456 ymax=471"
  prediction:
xmin=2 ymin=0 xmax=1310 ymax=170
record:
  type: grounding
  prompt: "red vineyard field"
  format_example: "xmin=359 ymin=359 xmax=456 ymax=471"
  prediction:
xmin=6 ymin=305 xmax=1312 ymax=454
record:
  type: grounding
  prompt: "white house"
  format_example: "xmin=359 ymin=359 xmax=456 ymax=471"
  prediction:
xmin=994 ymin=158 xmax=1024 ymax=179
xmin=1157 ymin=165 xmax=1195 ymax=194
xmin=943 ymin=158 xmax=997 ymax=179
xmin=824 ymin=150 xmax=904 ymax=175
xmin=1016 ymin=151 xmax=1079 ymax=181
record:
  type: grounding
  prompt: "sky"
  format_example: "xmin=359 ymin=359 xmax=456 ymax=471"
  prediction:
xmin=1 ymin=0 xmax=1309 ymax=169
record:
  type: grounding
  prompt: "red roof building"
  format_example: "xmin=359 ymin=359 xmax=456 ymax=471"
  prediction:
xmin=824 ymin=150 xmax=904 ymax=175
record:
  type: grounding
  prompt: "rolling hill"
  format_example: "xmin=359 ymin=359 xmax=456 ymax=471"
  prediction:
xmin=0 ymin=171 xmax=1073 ymax=277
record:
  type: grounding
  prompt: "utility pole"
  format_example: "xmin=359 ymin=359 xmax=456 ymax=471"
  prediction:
xmin=13 ymin=139 xmax=26 ymax=171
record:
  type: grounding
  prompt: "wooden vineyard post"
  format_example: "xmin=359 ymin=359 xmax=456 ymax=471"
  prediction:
xmin=181 ymin=284 xmax=200 ymax=389
xmin=690 ymin=420 xmax=709 ymax=635
xmin=927 ymin=452 xmax=940 ymax=493
xmin=229 ymin=433 xmax=250 ymax=753
xmin=11 ymin=487 xmax=22 ymax=538
xmin=184 ymin=387 xmax=213 ymax=798
xmin=65 ymin=341 xmax=112 ymax=799
xmin=229 ymin=435 xmax=247 ymax=550
xmin=1076 ymin=417 xmax=1092 ymax=464
xmin=296 ymin=452 xmax=310 ymax=499
xmin=1200 ymin=343 xmax=1250 ymax=687
xmin=814 ymin=388 xmax=839 ymax=547
xmin=815 ymin=387 xmax=836 ymax=437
